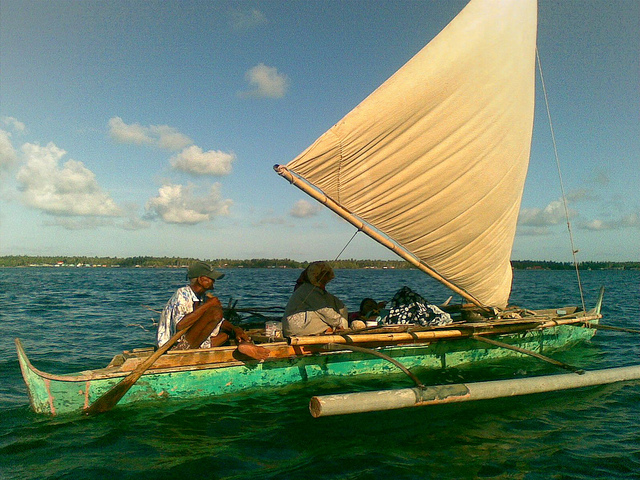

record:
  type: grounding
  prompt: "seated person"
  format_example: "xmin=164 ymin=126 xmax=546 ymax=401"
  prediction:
xmin=282 ymin=261 xmax=348 ymax=336
xmin=349 ymin=298 xmax=387 ymax=329
xmin=349 ymin=298 xmax=387 ymax=322
xmin=157 ymin=261 xmax=269 ymax=360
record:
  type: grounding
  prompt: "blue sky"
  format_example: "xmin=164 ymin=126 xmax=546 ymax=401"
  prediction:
xmin=1 ymin=0 xmax=638 ymax=262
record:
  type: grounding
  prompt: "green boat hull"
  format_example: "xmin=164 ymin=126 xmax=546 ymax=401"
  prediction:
xmin=16 ymin=322 xmax=597 ymax=416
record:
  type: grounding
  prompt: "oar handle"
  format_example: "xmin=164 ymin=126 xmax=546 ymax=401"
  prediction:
xmin=134 ymin=326 xmax=188 ymax=370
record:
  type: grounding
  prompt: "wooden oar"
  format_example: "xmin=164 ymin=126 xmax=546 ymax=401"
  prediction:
xmin=473 ymin=335 xmax=584 ymax=374
xmin=84 ymin=325 xmax=190 ymax=415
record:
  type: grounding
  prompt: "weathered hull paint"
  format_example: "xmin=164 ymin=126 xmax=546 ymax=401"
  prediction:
xmin=16 ymin=323 xmax=597 ymax=416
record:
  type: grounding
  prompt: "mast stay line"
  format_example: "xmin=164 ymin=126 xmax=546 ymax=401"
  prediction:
xmin=274 ymin=164 xmax=489 ymax=311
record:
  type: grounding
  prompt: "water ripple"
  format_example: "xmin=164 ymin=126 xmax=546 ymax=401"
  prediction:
xmin=0 ymin=268 xmax=638 ymax=480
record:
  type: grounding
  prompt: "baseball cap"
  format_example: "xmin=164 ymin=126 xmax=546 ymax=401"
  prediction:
xmin=187 ymin=261 xmax=225 ymax=281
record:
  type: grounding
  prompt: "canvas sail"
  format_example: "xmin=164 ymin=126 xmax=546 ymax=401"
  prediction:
xmin=277 ymin=0 xmax=537 ymax=308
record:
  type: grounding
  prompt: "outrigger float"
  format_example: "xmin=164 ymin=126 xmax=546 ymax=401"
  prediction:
xmin=16 ymin=0 xmax=640 ymax=416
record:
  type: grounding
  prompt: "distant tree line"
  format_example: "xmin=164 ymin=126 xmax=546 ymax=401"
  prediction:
xmin=0 ymin=255 xmax=195 ymax=268
xmin=510 ymin=260 xmax=639 ymax=271
xmin=0 ymin=256 xmax=637 ymax=270
xmin=0 ymin=256 xmax=410 ymax=269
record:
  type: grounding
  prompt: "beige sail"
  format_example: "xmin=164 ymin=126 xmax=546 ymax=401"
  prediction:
xmin=278 ymin=0 xmax=537 ymax=308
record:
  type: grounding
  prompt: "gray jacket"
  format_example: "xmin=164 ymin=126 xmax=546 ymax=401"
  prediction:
xmin=282 ymin=282 xmax=348 ymax=336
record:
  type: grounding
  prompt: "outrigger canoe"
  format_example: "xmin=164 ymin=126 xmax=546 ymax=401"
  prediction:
xmin=17 ymin=0 xmax=640 ymax=417
xmin=16 ymin=300 xmax=604 ymax=416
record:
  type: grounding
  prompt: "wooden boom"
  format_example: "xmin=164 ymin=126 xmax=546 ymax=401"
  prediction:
xmin=274 ymin=164 xmax=489 ymax=310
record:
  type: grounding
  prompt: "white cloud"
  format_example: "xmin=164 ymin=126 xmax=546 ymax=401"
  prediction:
xmin=108 ymin=117 xmax=192 ymax=151
xmin=170 ymin=145 xmax=235 ymax=176
xmin=1 ymin=116 xmax=26 ymax=133
xmin=290 ymin=199 xmax=321 ymax=218
xmin=144 ymin=183 xmax=232 ymax=224
xmin=582 ymin=219 xmax=606 ymax=231
xmin=240 ymin=63 xmax=289 ymax=99
xmin=151 ymin=124 xmax=194 ymax=151
xmin=229 ymin=8 xmax=267 ymax=31
xmin=114 ymin=203 xmax=150 ymax=230
xmin=16 ymin=142 xmax=122 ymax=217
xmin=518 ymin=200 xmax=571 ymax=227
xmin=0 ymin=129 xmax=17 ymax=170
xmin=108 ymin=117 xmax=153 ymax=145
xmin=108 ymin=117 xmax=231 ymax=177
xmin=581 ymin=212 xmax=639 ymax=231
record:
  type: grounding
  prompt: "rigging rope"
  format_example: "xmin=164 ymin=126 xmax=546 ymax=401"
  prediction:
xmin=287 ymin=230 xmax=361 ymax=316
xmin=334 ymin=229 xmax=360 ymax=262
xmin=536 ymin=49 xmax=586 ymax=312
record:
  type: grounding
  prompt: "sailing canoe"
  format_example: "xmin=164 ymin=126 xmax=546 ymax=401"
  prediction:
xmin=16 ymin=0 xmax=610 ymax=417
xmin=16 ymin=303 xmax=601 ymax=416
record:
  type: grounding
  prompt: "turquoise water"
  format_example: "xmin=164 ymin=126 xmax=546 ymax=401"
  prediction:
xmin=0 ymin=267 xmax=638 ymax=479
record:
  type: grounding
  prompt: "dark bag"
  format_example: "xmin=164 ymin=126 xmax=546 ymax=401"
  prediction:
xmin=386 ymin=286 xmax=452 ymax=327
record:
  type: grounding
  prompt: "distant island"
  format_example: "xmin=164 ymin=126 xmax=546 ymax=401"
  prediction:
xmin=0 ymin=256 xmax=637 ymax=270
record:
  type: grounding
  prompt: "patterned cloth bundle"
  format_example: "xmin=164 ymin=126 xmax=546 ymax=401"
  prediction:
xmin=385 ymin=286 xmax=452 ymax=327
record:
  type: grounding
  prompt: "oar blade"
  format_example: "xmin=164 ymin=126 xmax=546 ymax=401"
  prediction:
xmin=84 ymin=373 xmax=142 ymax=415
xmin=83 ymin=326 xmax=187 ymax=415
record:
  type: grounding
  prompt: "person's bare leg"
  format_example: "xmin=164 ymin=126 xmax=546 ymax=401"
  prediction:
xmin=182 ymin=307 xmax=269 ymax=359
xmin=209 ymin=332 xmax=229 ymax=347
xmin=184 ymin=307 xmax=223 ymax=347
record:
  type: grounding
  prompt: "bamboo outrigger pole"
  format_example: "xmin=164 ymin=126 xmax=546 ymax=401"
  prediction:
xmin=309 ymin=364 xmax=640 ymax=417
xmin=274 ymin=165 xmax=489 ymax=310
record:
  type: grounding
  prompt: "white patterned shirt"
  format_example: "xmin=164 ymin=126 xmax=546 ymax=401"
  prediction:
xmin=157 ymin=285 xmax=221 ymax=348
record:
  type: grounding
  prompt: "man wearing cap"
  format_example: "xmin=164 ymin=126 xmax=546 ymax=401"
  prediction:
xmin=157 ymin=261 xmax=269 ymax=360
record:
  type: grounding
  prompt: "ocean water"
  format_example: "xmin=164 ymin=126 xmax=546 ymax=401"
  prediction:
xmin=0 ymin=267 xmax=638 ymax=479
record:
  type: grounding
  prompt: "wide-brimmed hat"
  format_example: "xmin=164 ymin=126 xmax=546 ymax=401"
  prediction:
xmin=306 ymin=261 xmax=334 ymax=287
xmin=187 ymin=261 xmax=225 ymax=281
